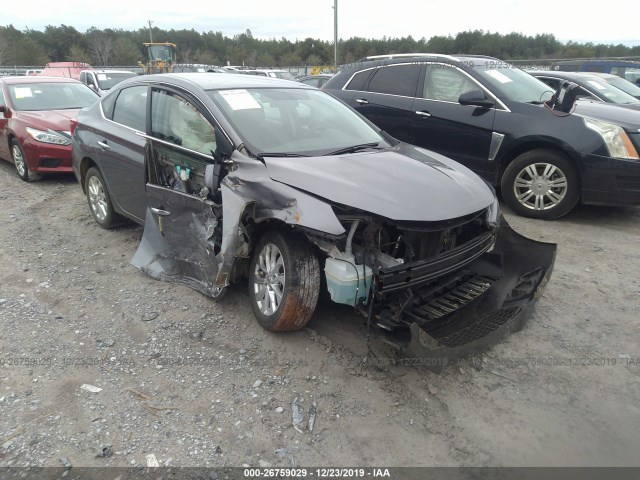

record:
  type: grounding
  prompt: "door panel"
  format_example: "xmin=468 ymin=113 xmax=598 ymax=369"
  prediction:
xmin=410 ymin=64 xmax=496 ymax=176
xmin=351 ymin=64 xmax=421 ymax=143
xmin=96 ymin=85 xmax=148 ymax=221
xmin=131 ymin=182 xmax=221 ymax=296
xmin=97 ymin=126 xmax=147 ymax=221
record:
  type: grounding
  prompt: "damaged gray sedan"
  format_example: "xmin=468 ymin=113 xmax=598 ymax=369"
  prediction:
xmin=72 ymin=73 xmax=557 ymax=368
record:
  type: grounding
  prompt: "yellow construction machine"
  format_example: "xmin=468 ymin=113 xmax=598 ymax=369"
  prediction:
xmin=139 ymin=42 xmax=177 ymax=74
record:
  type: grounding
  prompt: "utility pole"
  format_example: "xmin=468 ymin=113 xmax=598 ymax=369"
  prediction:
xmin=147 ymin=20 xmax=154 ymax=43
xmin=333 ymin=0 xmax=338 ymax=69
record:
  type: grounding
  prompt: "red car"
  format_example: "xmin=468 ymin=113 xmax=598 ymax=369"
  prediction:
xmin=0 ymin=76 xmax=98 ymax=181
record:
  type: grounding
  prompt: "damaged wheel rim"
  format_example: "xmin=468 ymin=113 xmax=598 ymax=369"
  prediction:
xmin=12 ymin=144 xmax=26 ymax=177
xmin=253 ymin=243 xmax=285 ymax=316
xmin=87 ymin=176 xmax=108 ymax=222
xmin=513 ymin=162 xmax=568 ymax=211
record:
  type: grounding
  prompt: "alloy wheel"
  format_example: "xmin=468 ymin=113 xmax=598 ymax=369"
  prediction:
xmin=513 ymin=163 xmax=568 ymax=211
xmin=253 ymin=243 xmax=286 ymax=316
xmin=12 ymin=143 xmax=26 ymax=178
xmin=87 ymin=175 xmax=108 ymax=223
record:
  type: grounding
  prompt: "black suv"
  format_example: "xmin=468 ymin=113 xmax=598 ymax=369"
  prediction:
xmin=323 ymin=54 xmax=640 ymax=219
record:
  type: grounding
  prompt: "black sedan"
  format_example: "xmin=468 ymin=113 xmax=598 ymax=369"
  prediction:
xmin=530 ymin=70 xmax=640 ymax=110
xmin=71 ymin=73 xmax=555 ymax=369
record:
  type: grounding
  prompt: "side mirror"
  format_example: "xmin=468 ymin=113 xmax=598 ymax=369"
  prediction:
xmin=458 ymin=90 xmax=495 ymax=108
xmin=0 ymin=105 xmax=10 ymax=117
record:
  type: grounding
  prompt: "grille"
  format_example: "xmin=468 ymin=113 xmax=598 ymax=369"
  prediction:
xmin=438 ymin=306 xmax=523 ymax=348
xmin=414 ymin=277 xmax=492 ymax=320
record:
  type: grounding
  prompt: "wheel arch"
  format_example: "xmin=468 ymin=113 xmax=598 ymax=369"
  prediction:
xmin=79 ymin=157 xmax=99 ymax=193
xmin=494 ymin=139 xmax=583 ymax=190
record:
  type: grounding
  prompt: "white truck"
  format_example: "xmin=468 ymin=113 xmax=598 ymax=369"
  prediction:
xmin=78 ymin=70 xmax=137 ymax=96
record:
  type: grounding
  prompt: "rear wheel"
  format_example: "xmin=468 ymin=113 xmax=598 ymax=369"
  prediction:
xmin=11 ymin=140 xmax=40 ymax=182
xmin=85 ymin=167 xmax=124 ymax=229
xmin=249 ymin=230 xmax=320 ymax=332
xmin=501 ymin=149 xmax=579 ymax=220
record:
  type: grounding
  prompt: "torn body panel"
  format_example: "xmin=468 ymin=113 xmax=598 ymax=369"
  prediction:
xmin=130 ymin=183 xmax=223 ymax=297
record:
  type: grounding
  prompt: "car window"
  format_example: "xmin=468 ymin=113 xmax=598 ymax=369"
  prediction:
xmin=112 ymin=85 xmax=147 ymax=131
xmin=272 ymin=71 xmax=296 ymax=81
xmin=537 ymin=77 xmax=561 ymax=91
xmin=151 ymin=89 xmax=216 ymax=156
xmin=422 ymin=65 xmax=478 ymax=102
xmin=345 ymin=70 xmax=372 ymax=91
xmin=6 ymin=82 xmax=98 ymax=111
xmin=96 ymin=72 xmax=137 ymax=90
xmin=0 ymin=85 xmax=6 ymax=107
xmin=300 ymin=78 xmax=321 ymax=87
xmin=366 ymin=64 xmax=421 ymax=97
xmin=101 ymin=90 xmax=118 ymax=119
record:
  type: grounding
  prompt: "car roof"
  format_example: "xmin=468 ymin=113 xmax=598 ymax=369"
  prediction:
xmin=124 ymin=72 xmax=310 ymax=90
xmin=0 ymin=76 xmax=82 ymax=85
xmin=352 ymin=53 xmax=500 ymax=68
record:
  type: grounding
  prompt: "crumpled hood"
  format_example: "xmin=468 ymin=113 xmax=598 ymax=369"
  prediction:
xmin=16 ymin=109 xmax=80 ymax=132
xmin=264 ymin=143 xmax=495 ymax=222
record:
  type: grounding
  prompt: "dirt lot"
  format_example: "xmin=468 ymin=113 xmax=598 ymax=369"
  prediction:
xmin=0 ymin=162 xmax=639 ymax=469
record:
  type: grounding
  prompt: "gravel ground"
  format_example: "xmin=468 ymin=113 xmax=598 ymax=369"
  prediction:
xmin=0 ymin=163 xmax=639 ymax=469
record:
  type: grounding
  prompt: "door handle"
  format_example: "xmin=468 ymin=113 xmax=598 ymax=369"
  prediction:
xmin=151 ymin=207 xmax=171 ymax=216
xmin=97 ymin=140 xmax=110 ymax=150
xmin=415 ymin=110 xmax=431 ymax=117
xmin=355 ymin=99 xmax=369 ymax=105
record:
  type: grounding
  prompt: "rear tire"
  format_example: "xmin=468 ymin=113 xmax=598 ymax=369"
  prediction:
xmin=85 ymin=167 xmax=124 ymax=229
xmin=249 ymin=230 xmax=320 ymax=332
xmin=11 ymin=139 xmax=40 ymax=182
xmin=501 ymin=149 xmax=579 ymax=220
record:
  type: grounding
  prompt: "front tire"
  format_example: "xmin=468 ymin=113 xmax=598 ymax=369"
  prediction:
xmin=11 ymin=140 xmax=40 ymax=182
xmin=501 ymin=149 xmax=579 ymax=220
xmin=85 ymin=167 xmax=124 ymax=229
xmin=249 ymin=230 xmax=320 ymax=332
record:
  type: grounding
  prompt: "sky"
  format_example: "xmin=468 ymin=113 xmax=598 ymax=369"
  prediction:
xmin=6 ymin=0 xmax=640 ymax=46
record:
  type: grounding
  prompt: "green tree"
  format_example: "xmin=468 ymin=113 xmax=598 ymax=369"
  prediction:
xmin=112 ymin=37 xmax=141 ymax=65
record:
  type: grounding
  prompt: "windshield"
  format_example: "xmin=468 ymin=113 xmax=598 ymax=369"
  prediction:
xmin=96 ymin=72 xmax=137 ymax=90
xmin=208 ymin=87 xmax=389 ymax=156
xmin=604 ymin=75 xmax=640 ymax=98
xmin=472 ymin=63 xmax=554 ymax=104
xmin=148 ymin=45 xmax=173 ymax=62
xmin=272 ymin=71 xmax=297 ymax=81
xmin=8 ymin=82 xmax=98 ymax=111
xmin=580 ymin=78 xmax=640 ymax=104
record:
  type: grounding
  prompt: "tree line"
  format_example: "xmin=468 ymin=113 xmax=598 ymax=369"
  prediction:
xmin=1 ymin=24 xmax=639 ymax=67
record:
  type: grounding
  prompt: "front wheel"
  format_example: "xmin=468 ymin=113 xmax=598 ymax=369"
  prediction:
xmin=249 ymin=230 xmax=320 ymax=332
xmin=501 ymin=149 xmax=580 ymax=220
xmin=11 ymin=140 xmax=40 ymax=182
